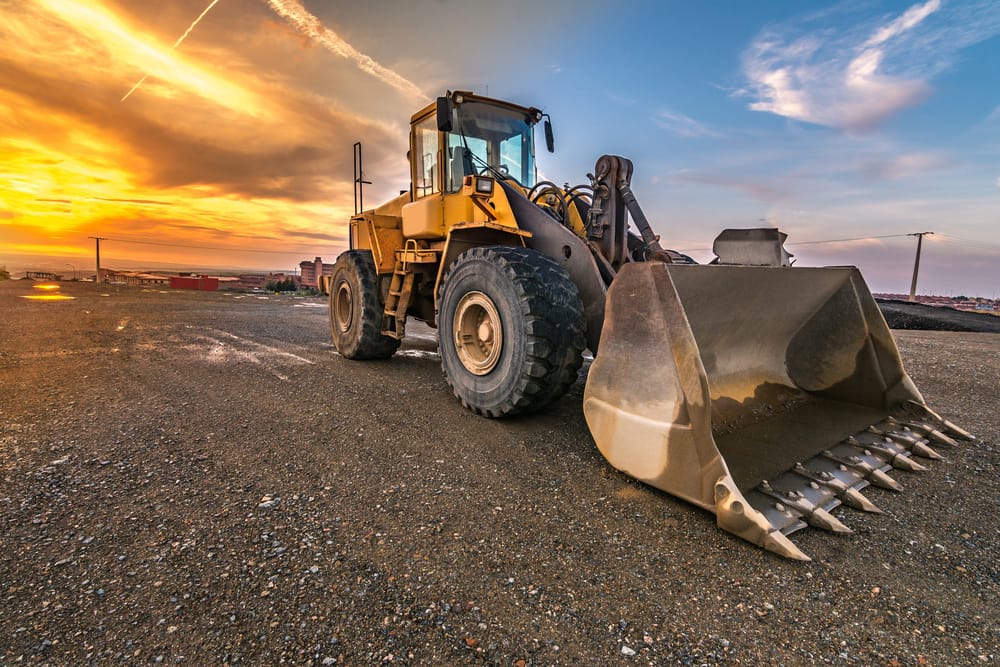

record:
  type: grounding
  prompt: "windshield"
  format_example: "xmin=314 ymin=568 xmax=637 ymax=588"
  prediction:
xmin=446 ymin=101 xmax=536 ymax=191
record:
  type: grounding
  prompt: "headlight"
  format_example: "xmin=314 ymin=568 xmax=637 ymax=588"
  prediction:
xmin=475 ymin=177 xmax=494 ymax=195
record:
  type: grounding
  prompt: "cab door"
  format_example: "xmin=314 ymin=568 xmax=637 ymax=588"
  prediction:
xmin=402 ymin=113 xmax=445 ymax=239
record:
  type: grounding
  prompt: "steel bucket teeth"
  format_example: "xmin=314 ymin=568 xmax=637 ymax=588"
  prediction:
xmin=821 ymin=450 xmax=903 ymax=491
xmin=735 ymin=409 xmax=968 ymax=558
xmin=867 ymin=425 xmax=920 ymax=447
xmin=742 ymin=411 xmax=962 ymax=555
xmin=888 ymin=417 xmax=961 ymax=448
xmin=757 ymin=481 xmax=853 ymax=534
xmin=872 ymin=447 xmax=926 ymax=472
xmin=904 ymin=401 xmax=976 ymax=441
xmin=763 ymin=530 xmax=811 ymax=562
xmin=805 ymin=507 xmax=852 ymax=534
xmin=938 ymin=418 xmax=974 ymax=441
xmin=863 ymin=427 xmax=944 ymax=460
xmin=908 ymin=440 xmax=944 ymax=460
xmin=865 ymin=467 xmax=901 ymax=492
xmin=791 ymin=463 xmax=883 ymax=513
xmin=911 ymin=426 xmax=959 ymax=449
xmin=838 ymin=486 xmax=882 ymax=514
xmin=844 ymin=437 xmax=928 ymax=472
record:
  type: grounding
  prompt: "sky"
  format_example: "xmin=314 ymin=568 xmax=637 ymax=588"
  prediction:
xmin=1 ymin=0 xmax=998 ymax=296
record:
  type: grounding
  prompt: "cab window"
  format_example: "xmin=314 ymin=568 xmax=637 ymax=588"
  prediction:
xmin=500 ymin=133 xmax=527 ymax=184
xmin=445 ymin=135 xmax=486 ymax=193
xmin=413 ymin=116 xmax=439 ymax=197
xmin=445 ymin=101 xmax=536 ymax=189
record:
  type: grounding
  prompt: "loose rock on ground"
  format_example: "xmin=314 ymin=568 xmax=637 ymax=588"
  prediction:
xmin=1 ymin=280 xmax=997 ymax=665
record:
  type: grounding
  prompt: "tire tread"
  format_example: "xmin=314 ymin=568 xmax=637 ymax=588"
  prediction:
xmin=439 ymin=246 xmax=586 ymax=417
xmin=330 ymin=251 xmax=400 ymax=360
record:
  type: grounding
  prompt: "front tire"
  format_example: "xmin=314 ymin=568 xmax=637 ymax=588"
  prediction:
xmin=329 ymin=250 xmax=400 ymax=359
xmin=438 ymin=246 xmax=585 ymax=418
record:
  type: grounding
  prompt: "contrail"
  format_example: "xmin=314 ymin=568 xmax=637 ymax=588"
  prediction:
xmin=121 ymin=0 xmax=223 ymax=102
xmin=264 ymin=0 xmax=425 ymax=100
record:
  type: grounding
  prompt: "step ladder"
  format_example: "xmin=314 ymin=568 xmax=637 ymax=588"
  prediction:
xmin=382 ymin=241 xmax=437 ymax=340
xmin=382 ymin=260 xmax=414 ymax=339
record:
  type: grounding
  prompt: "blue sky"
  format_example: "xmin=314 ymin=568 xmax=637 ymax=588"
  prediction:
xmin=3 ymin=0 xmax=998 ymax=296
xmin=436 ymin=0 xmax=1000 ymax=296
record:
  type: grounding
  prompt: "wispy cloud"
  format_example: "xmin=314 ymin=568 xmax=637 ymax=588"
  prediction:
xmin=740 ymin=0 xmax=1000 ymax=132
xmin=38 ymin=0 xmax=266 ymax=115
xmin=264 ymin=0 xmax=425 ymax=101
xmin=673 ymin=168 xmax=787 ymax=201
xmin=652 ymin=109 xmax=722 ymax=139
xmin=662 ymin=134 xmax=949 ymax=211
xmin=122 ymin=0 xmax=223 ymax=102
xmin=607 ymin=92 xmax=637 ymax=106
xmin=857 ymin=151 xmax=946 ymax=180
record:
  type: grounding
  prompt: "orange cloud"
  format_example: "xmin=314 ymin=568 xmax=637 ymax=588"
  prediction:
xmin=0 ymin=0 xmax=413 ymax=270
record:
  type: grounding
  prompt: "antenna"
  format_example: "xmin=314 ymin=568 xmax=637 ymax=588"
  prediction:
xmin=353 ymin=142 xmax=372 ymax=215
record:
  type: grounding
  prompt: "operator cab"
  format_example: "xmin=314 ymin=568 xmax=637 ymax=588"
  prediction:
xmin=410 ymin=91 xmax=551 ymax=199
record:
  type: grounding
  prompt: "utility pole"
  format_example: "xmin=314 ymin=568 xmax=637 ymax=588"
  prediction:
xmin=908 ymin=232 xmax=933 ymax=301
xmin=89 ymin=236 xmax=106 ymax=283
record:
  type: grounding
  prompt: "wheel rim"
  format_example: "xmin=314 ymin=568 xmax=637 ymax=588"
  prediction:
xmin=453 ymin=291 xmax=503 ymax=375
xmin=334 ymin=281 xmax=354 ymax=333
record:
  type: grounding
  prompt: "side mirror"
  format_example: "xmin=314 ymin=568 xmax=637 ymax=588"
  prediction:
xmin=436 ymin=96 xmax=452 ymax=132
xmin=543 ymin=118 xmax=554 ymax=153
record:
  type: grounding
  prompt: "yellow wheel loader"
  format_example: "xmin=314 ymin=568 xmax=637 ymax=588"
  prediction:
xmin=328 ymin=90 xmax=973 ymax=560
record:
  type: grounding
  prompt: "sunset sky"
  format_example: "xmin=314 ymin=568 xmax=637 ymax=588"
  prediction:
xmin=2 ymin=0 xmax=998 ymax=296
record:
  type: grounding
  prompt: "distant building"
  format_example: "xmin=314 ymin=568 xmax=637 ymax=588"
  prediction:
xmin=231 ymin=272 xmax=297 ymax=290
xmin=170 ymin=274 xmax=219 ymax=291
xmin=25 ymin=271 xmax=61 ymax=280
xmin=299 ymin=257 xmax=335 ymax=289
xmin=103 ymin=269 xmax=171 ymax=286
xmin=233 ymin=273 xmax=269 ymax=290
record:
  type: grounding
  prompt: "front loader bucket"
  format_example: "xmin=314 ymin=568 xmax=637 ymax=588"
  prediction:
xmin=583 ymin=262 xmax=973 ymax=560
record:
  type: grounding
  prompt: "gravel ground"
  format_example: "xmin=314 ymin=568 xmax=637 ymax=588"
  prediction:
xmin=1 ymin=280 xmax=997 ymax=666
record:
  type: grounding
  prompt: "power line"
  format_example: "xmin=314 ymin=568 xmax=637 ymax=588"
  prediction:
xmin=785 ymin=233 xmax=912 ymax=246
xmin=97 ymin=230 xmax=1000 ymax=257
xmin=99 ymin=236 xmax=335 ymax=255
xmin=934 ymin=233 xmax=1000 ymax=253
xmin=673 ymin=232 xmax=913 ymax=253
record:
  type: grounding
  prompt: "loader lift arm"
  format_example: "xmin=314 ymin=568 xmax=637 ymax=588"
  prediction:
xmin=586 ymin=155 xmax=672 ymax=269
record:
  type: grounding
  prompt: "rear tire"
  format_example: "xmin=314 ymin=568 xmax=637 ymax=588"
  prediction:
xmin=438 ymin=246 xmax=585 ymax=417
xmin=329 ymin=250 xmax=400 ymax=359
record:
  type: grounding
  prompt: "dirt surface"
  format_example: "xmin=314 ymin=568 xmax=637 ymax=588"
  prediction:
xmin=1 ymin=280 xmax=997 ymax=666
xmin=877 ymin=299 xmax=1000 ymax=334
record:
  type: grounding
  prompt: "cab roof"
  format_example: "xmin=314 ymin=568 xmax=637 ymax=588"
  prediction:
xmin=410 ymin=90 xmax=542 ymax=125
